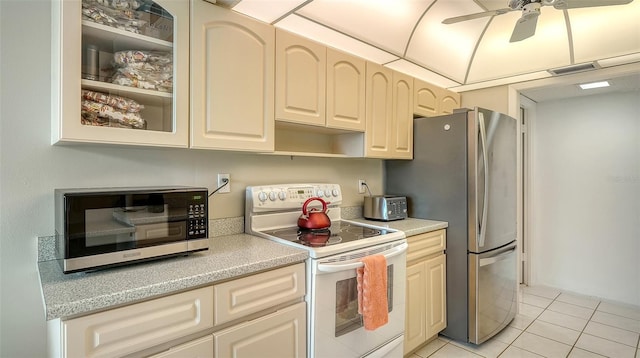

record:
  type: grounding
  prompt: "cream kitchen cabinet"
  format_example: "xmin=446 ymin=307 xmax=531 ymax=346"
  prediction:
xmin=213 ymin=262 xmax=306 ymax=358
xmin=275 ymin=29 xmax=326 ymax=127
xmin=326 ymin=48 xmax=367 ymax=131
xmin=273 ymin=30 xmax=365 ymax=157
xmin=48 ymin=263 xmax=306 ymax=358
xmin=365 ymin=63 xmax=413 ymax=159
xmin=275 ymin=30 xmax=366 ymax=132
xmin=190 ymin=0 xmax=275 ymax=152
xmin=439 ymin=89 xmax=461 ymax=115
xmin=390 ymin=70 xmax=413 ymax=159
xmin=51 ymin=286 xmax=215 ymax=358
xmin=51 ymin=0 xmax=189 ymax=147
xmin=414 ymin=78 xmax=461 ymax=117
xmin=364 ymin=62 xmax=392 ymax=158
xmin=404 ymin=229 xmax=447 ymax=355
xmin=214 ymin=302 xmax=306 ymax=357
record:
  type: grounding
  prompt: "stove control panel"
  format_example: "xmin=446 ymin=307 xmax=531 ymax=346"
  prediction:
xmin=247 ymin=183 xmax=342 ymax=211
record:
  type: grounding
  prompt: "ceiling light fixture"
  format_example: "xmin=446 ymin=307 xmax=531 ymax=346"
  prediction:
xmin=578 ymin=81 xmax=610 ymax=90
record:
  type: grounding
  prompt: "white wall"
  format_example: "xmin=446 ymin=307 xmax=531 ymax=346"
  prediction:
xmin=0 ymin=1 xmax=382 ymax=356
xmin=461 ymin=84 xmax=510 ymax=114
xmin=530 ymin=90 xmax=640 ymax=306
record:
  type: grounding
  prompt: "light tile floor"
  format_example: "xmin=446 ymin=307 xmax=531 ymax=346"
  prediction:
xmin=409 ymin=286 xmax=640 ymax=358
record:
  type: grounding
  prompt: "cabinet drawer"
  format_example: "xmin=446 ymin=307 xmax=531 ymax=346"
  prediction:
xmin=214 ymin=301 xmax=306 ymax=358
xmin=62 ymin=286 xmax=214 ymax=358
xmin=407 ymin=229 xmax=446 ymax=262
xmin=214 ymin=263 xmax=305 ymax=326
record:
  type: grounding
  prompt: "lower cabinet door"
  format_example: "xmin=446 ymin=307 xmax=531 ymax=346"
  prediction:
xmin=214 ymin=302 xmax=306 ymax=358
xmin=404 ymin=252 xmax=447 ymax=355
xmin=149 ymin=335 xmax=213 ymax=358
xmin=404 ymin=260 xmax=427 ymax=354
xmin=425 ymin=254 xmax=447 ymax=338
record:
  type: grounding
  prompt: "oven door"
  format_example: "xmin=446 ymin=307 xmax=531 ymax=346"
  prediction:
xmin=310 ymin=241 xmax=407 ymax=358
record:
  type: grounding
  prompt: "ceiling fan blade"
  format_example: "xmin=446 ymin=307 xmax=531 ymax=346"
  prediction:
xmin=510 ymin=14 xmax=539 ymax=42
xmin=442 ymin=8 xmax=513 ymax=24
xmin=552 ymin=0 xmax=634 ymax=9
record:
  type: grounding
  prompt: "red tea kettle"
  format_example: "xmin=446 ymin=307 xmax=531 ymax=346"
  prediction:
xmin=297 ymin=197 xmax=331 ymax=230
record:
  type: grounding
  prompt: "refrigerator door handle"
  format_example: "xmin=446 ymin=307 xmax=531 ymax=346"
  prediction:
xmin=479 ymin=245 xmax=517 ymax=267
xmin=478 ymin=112 xmax=489 ymax=248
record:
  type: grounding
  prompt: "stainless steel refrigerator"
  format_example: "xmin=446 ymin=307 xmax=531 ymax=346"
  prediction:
xmin=385 ymin=107 xmax=518 ymax=344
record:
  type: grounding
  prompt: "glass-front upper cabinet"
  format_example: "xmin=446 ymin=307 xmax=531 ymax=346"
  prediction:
xmin=52 ymin=0 xmax=188 ymax=147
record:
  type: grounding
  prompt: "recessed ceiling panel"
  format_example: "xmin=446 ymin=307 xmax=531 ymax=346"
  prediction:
xmin=275 ymin=15 xmax=399 ymax=64
xmin=296 ymin=0 xmax=436 ymax=56
xmin=467 ymin=7 xmax=570 ymax=84
xmin=385 ymin=59 xmax=461 ymax=88
xmin=232 ymin=0 xmax=307 ymax=23
xmin=406 ymin=0 xmax=489 ymax=83
xmin=570 ymin=1 xmax=640 ymax=64
xmin=230 ymin=0 xmax=640 ymax=89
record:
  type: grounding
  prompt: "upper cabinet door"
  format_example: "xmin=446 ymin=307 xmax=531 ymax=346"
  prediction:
xmin=275 ymin=29 xmax=326 ymax=127
xmin=392 ymin=71 xmax=413 ymax=159
xmin=190 ymin=1 xmax=275 ymax=152
xmin=52 ymin=0 xmax=189 ymax=147
xmin=439 ymin=90 xmax=461 ymax=115
xmin=326 ymin=48 xmax=366 ymax=131
xmin=365 ymin=62 xmax=393 ymax=158
xmin=414 ymin=79 xmax=439 ymax=118
xmin=414 ymin=78 xmax=461 ymax=117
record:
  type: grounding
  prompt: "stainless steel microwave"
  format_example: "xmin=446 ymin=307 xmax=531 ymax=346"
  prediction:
xmin=55 ymin=187 xmax=209 ymax=273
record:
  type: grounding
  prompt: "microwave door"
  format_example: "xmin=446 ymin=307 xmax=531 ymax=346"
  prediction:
xmin=84 ymin=207 xmax=136 ymax=248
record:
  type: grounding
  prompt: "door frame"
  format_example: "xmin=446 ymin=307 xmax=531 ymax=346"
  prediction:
xmin=517 ymin=96 xmax=536 ymax=285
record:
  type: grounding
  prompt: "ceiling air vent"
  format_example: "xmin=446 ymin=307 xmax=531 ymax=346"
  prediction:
xmin=548 ymin=62 xmax=599 ymax=76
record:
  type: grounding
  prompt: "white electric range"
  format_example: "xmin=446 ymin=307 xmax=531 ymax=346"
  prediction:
xmin=245 ymin=183 xmax=407 ymax=358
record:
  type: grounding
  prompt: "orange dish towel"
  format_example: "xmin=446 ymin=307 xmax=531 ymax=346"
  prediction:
xmin=356 ymin=254 xmax=388 ymax=331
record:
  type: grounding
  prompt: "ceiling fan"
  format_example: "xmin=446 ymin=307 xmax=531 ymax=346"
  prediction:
xmin=442 ymin=0 xmax=634 ymax=42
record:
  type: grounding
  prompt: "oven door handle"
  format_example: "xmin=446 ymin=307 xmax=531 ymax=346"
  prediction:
xmin=316 ymin=243 xmax=408 ymax=273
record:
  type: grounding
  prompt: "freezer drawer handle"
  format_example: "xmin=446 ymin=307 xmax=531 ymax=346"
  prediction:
xmin=479 ymin=246 xmax=516 ymax=267
xmin=316 ymin=243 xmax=408 ymax=273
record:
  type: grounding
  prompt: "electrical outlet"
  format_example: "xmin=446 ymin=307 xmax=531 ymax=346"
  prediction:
xmin=358 ymin=179 xmax=367 ymax=194
xmin=217 ymin=173 xmax=230 ymax=193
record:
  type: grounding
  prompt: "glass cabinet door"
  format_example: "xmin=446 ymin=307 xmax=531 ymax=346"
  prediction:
xmin=52 ymin=0 xmax=188 ymax=147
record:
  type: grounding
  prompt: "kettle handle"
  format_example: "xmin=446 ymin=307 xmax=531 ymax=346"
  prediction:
xmin=302 ymin=197 xmax=328 ymax=215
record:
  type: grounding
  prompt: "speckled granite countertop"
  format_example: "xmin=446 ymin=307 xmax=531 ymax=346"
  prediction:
xmin=38 ymin=234 xmax=308 ymax=321
xmin=348 ymin=217 xmax=448 ymax=237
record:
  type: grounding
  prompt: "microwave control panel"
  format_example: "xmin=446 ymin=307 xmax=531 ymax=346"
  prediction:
xmin=188 ymin=193 xmax=207 ymax=238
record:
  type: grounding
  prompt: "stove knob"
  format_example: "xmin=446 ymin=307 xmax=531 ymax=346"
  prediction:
xmin=317 ymin=190 xmax=325 ymax=197
xmin=332 ymin=189 xmax=340 ymax=197
xmin=258 ymin=192 xmax=267 ymax=202
xmin=278 ymin=191 xmax=286 ymax=200
xmin=268 ymin=192 xmax=277 ymax=201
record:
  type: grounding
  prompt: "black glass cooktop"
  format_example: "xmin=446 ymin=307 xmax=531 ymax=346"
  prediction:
xmin=261 ymin=221 xmax=389 ymax=247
